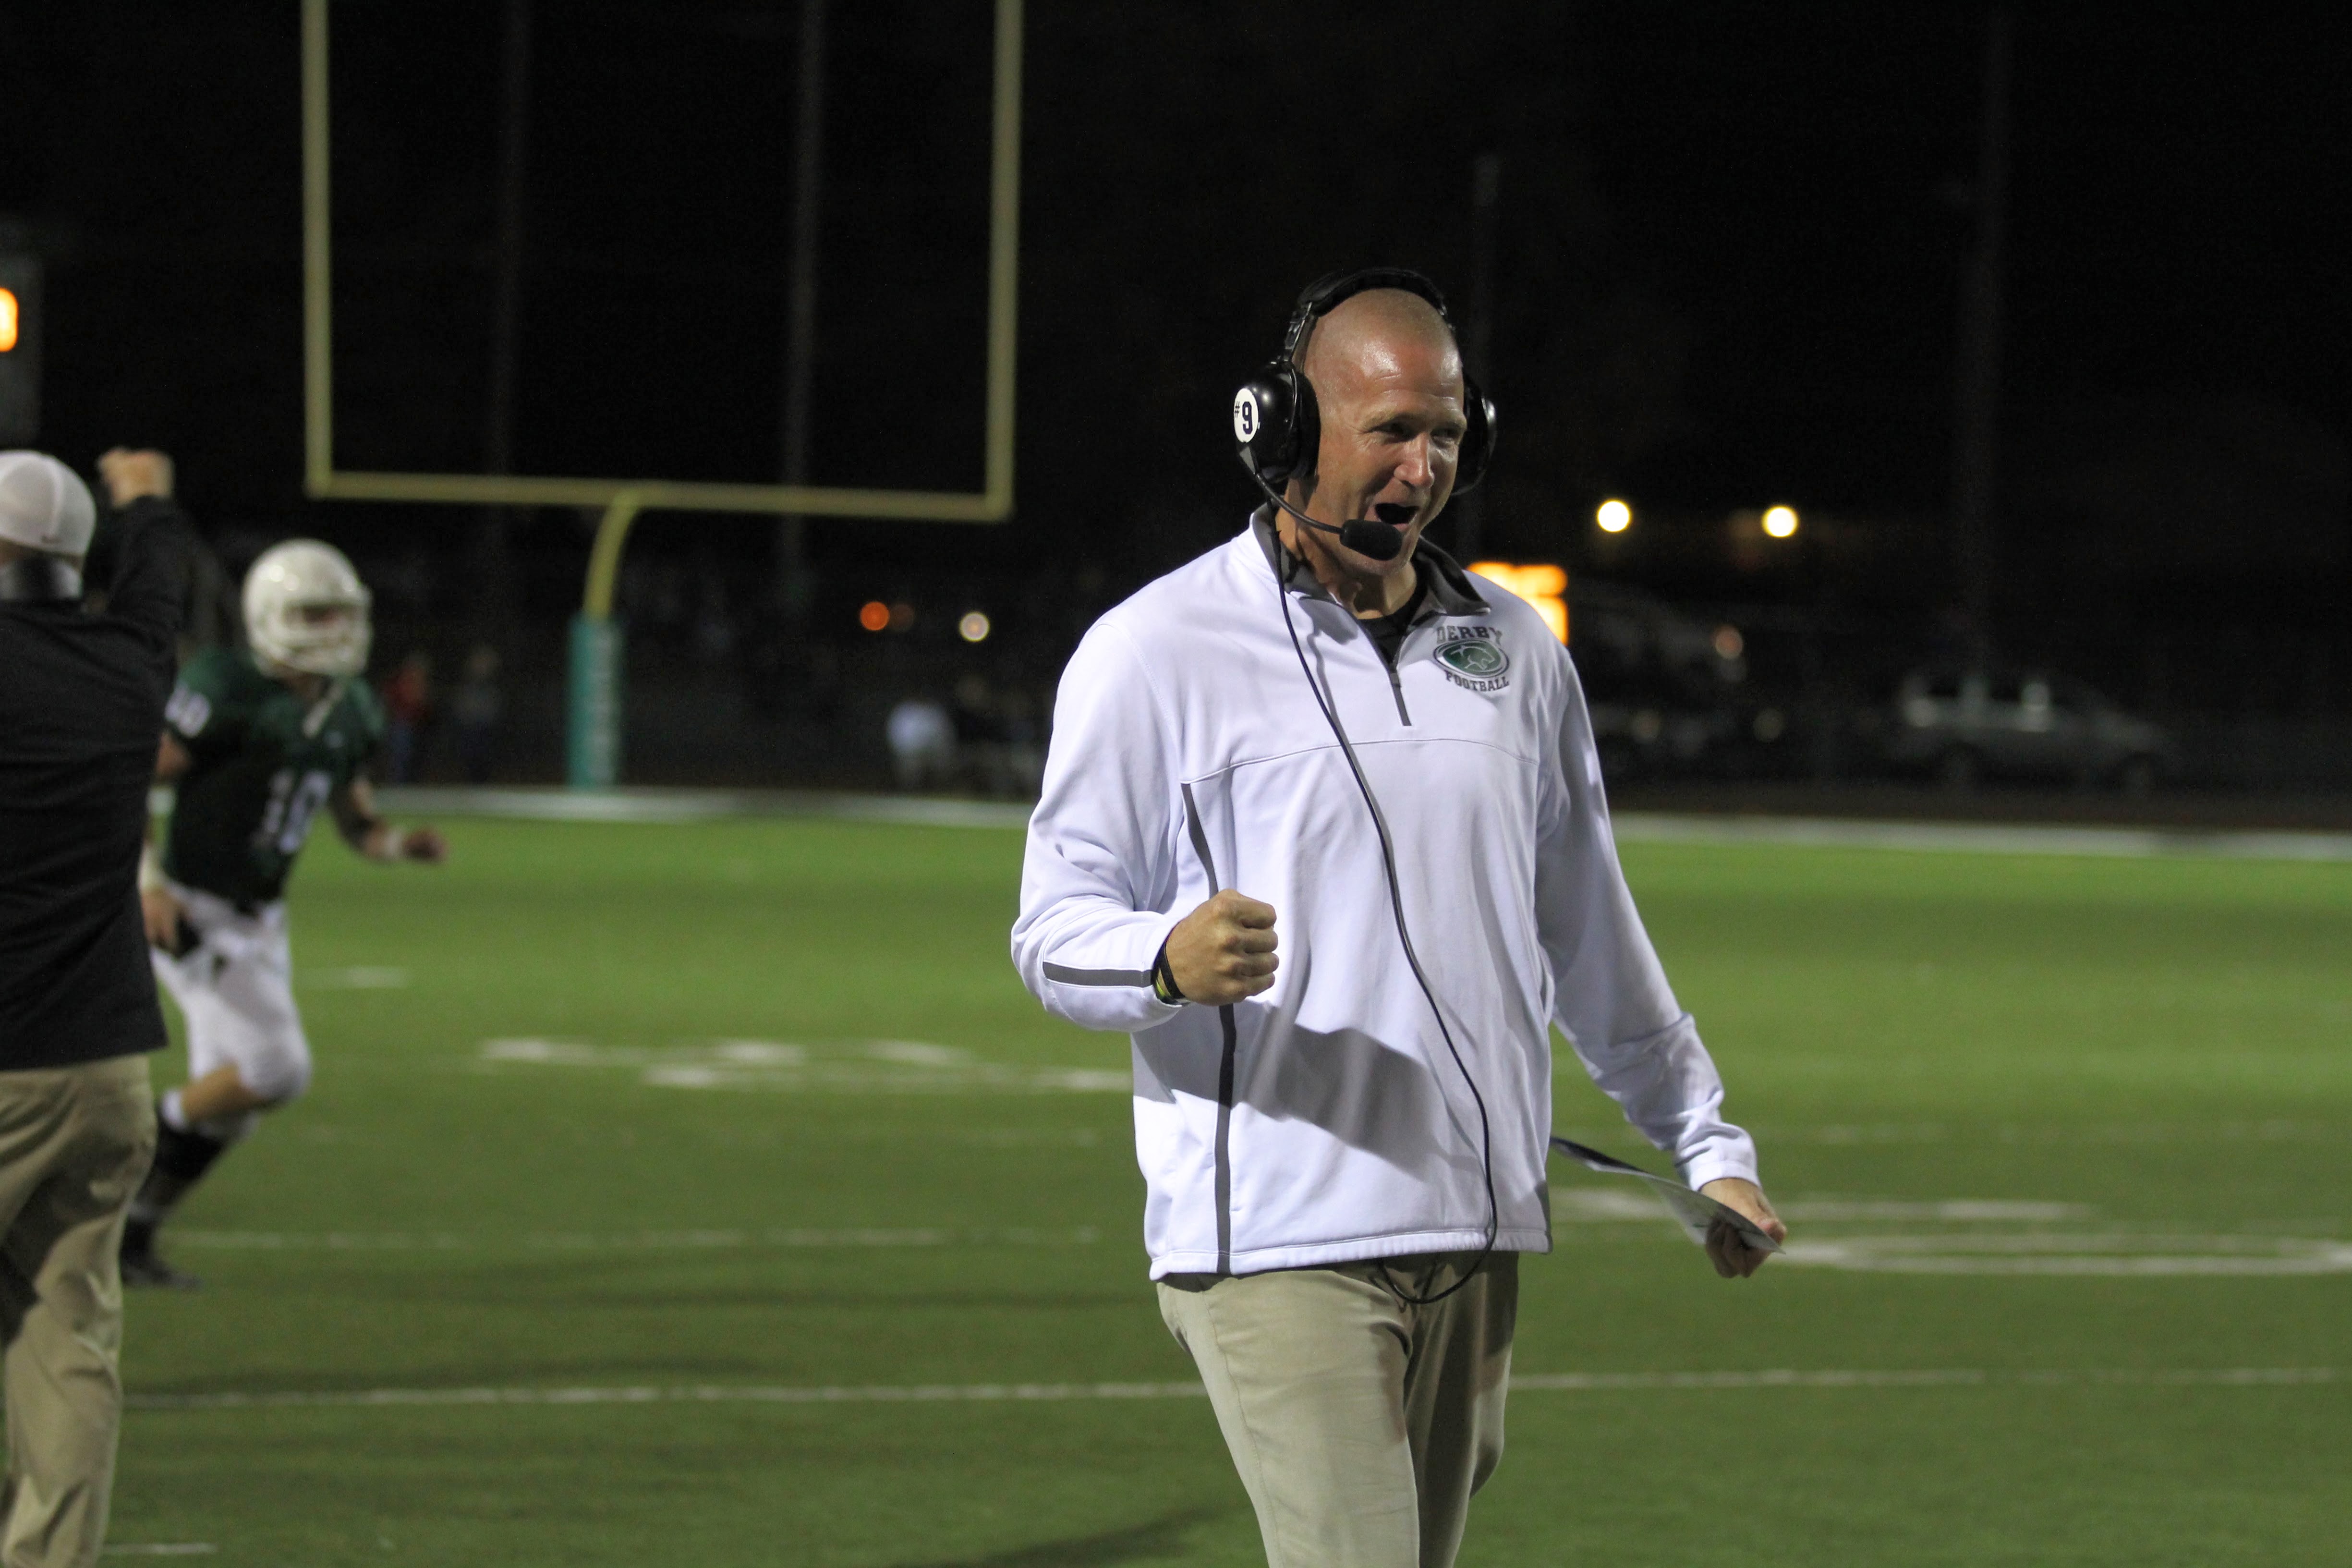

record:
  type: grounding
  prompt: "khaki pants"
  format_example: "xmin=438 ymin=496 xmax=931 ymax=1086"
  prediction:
xmin=1159 ymin=1251 xmax=1516 ymax=1568
xmin=0 ymin=1057 xmax=154 ymax=1568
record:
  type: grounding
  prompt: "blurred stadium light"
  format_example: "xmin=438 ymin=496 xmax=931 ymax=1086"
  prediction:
xmin=1468 ymin=561 xmax=1569 ymax=643
xmin=1763 ymin=505 xmax=1800 ymax=538
xmin=1596 ymin=498 xmax=1632 ymax=534
xmin=0 ymin=248 xmax=39 ymax=444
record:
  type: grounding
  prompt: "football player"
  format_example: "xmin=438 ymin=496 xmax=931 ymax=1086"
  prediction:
xmin=122 ymin=539 xmax=446 ymax=1288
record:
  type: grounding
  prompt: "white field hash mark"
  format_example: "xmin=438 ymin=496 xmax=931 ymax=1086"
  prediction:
xmin=475 ymin=1037 xmax=1129 ymax=1094
xmin=125 ymin=1367 xmax=2339 ymax=1414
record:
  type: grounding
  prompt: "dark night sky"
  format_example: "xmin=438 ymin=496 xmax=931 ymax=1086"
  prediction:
xmin=2 ymin=2 xmax=2342 ymax=626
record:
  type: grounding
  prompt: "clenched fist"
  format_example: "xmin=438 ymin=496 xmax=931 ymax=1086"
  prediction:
xmin=1164 ymin=889 xmax=1279 ymax=1005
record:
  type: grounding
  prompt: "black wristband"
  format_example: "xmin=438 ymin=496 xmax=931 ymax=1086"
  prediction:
xmin=1150 ymin=940 xmax=1187 ymax=1005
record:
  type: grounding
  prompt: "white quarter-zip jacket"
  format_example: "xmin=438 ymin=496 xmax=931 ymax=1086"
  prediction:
xmin=1013 ymin=514 xmax=1759 ymax=1279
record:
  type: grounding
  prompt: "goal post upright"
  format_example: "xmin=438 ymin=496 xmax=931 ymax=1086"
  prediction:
xmin=297 ymin=0 xmax=1025 ymax=785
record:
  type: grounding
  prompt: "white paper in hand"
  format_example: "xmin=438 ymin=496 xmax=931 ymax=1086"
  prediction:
xmin=1549 ymin=1137 xmax=1782 ymax=1254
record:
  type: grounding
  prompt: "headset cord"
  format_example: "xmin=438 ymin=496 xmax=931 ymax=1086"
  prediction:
xmin=1273 ymin=538 xmax=1498 ymax=1306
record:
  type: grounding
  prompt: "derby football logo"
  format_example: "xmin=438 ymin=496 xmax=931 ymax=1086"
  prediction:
xmin=1433 ymin=628 xmax=1511 ymax=692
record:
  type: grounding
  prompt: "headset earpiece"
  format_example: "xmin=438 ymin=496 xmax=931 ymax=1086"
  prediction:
xmin=1234 ymin=360 xmax=1320 ymax=486
xmin=1454 ymin=381 xmax=1495 ymax=495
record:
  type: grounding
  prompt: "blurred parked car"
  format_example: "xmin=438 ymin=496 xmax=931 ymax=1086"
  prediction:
xmin=1878 ymin=668 xmax=2175 ymax=792
xmin=1568 ymin=581 xmax=1793 ymax=780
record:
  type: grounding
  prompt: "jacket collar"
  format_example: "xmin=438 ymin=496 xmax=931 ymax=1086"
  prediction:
xmin=1247 ymin=507 xmax=1490 ymax=620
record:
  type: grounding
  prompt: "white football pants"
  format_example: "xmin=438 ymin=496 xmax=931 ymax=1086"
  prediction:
xmin=149 ymin=883 xmax=314 ymax=1104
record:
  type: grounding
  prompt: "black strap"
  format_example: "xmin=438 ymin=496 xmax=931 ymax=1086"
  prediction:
xmin=1282 ymin=267 xmax=1453 ymax=366
xmin=1150 ymin=941 xmax=1187 ymax=1005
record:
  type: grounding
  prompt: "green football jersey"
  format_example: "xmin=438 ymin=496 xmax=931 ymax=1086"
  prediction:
xmin=162 ymin=647 xmax=386 ymax=907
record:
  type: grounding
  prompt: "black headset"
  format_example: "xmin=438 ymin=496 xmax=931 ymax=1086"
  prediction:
xmin=1232 ymin=267 xmax=1497 ymax=496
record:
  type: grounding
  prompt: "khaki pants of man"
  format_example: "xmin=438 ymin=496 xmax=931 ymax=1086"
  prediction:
xmin=0 ymin=1057 xmax=154 ymax=1568
xmin=1159 ymin=1251 xmax=1516 ymax=1568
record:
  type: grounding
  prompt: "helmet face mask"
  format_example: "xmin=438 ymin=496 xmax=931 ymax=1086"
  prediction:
xmin=243 ymin=539 xmax=373 ymax=679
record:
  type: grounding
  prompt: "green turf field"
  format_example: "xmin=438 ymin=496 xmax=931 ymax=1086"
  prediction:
xmin=106 ymin=817 xmax=2351 ymax=1565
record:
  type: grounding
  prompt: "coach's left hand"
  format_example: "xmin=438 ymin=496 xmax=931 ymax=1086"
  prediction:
xmin=1164 ymin=889 xmax=1279 ymax=1004
xmin=1698 ymin=1178 xmax=1786 ymax=1278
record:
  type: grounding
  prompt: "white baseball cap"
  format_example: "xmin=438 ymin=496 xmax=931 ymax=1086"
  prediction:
xmin=0 ymin=451 xmax=97 ymax=558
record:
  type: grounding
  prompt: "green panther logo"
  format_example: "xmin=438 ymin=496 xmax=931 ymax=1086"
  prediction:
xmin=1435 ymin=638 xmax=1509 ymax=679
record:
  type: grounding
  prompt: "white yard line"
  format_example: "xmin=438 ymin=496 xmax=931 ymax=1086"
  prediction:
xmin=375 ymin=786 xmax=1032 ymax=829
xmin=172 ymin=1226 xmax=1099 ymax=1252
xmin=1610 ymin=812 xmax=2352 ymax=863
xmin=1513 ymin=1367 xmax=2341 ymax=1391
xmin=126 ymin=1366 xmax=2337 ymax=1414
xmin=1562 ymin=1121 xmax=2350 ymax=1145
xmin=370 ymin=786 xmax=2352 ymax=862
xmin=1558 ymin=1182 xmax=2351 ymax=1272
xmin=1778 ymin=1233 xmax=2352 ymax=1275
xmin=1553 ymin=1190 xmax=2098 ymax=1223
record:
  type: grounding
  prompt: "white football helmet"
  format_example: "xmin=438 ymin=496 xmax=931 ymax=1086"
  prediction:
xmin=243 ymin=539 xmax=373 ymax=677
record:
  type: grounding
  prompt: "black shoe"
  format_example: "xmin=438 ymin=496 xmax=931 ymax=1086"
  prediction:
xmin=120 ymin=1233 xmax=202 ymax=1291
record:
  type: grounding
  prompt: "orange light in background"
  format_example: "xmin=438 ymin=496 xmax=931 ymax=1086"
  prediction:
xmin=1467 ymin=561 xmax=1569 ymax=643
xmin=0 ymin=288 xmax=17 ymax=353
xmin=857 ymin=600 xmax=890 ymax=632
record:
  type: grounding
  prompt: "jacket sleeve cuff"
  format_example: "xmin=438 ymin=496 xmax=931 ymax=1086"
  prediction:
xmin=1031 ymin=913 xmax=1191 ymax=1033
xmin=1677 ymin=1142 xmax=1761 ymax=1192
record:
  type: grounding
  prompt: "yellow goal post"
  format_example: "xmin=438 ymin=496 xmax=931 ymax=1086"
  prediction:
xmin=297 ymin=0 xmax=1024 ymax=786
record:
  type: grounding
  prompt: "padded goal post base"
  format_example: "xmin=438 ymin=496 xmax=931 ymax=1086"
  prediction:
xmin=567 ymin=616 xmax=624 ymax=789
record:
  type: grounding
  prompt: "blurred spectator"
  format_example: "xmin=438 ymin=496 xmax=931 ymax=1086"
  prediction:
xmin=886 ymin=695 xmax=955 ymax=790
xmin=803 ymin=641 xmax=843 ymax=729
xmin=1000 ymin=685 xmax=1046 ymax=798
xmin=451 ymin=643 xmax=503 ymax=784
xmin=692 ymin=566 xmax=738 ymax=663
xmin=379 ymin=650 xmax=433 ymax=783
xmin=955 ymin=674 xmax=1038 ymax=798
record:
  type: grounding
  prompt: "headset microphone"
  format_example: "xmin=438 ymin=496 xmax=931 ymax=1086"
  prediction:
xmin=1243 ymin=463 xmax=1407 ymax=562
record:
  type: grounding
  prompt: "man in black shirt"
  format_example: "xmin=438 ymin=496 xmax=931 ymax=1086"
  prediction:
xmin=0 ymin=446 xmax=192 ymax=1568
